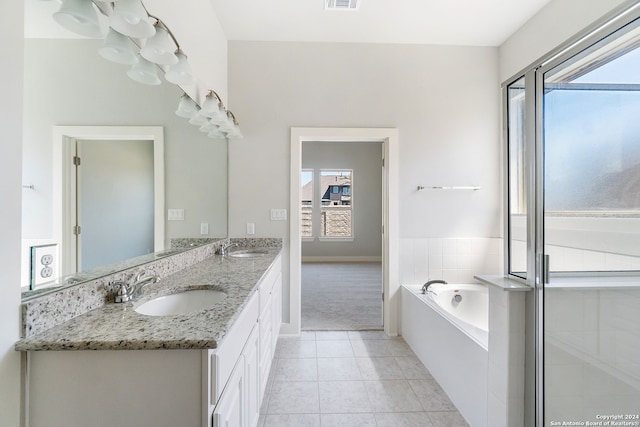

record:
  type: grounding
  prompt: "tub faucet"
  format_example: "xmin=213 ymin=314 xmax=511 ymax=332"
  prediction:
xmin=218 ymin=242 xmax=239 ymax=256
xmin=114 ymin=272 xmax=160 ymax=303
xmin=421 ymin=279 xmax=447 ymax=294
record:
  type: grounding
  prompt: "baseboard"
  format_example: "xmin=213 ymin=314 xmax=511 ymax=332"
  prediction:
xmin=301 ymin=256 xmax=382 ymax=263
xmin=278 ymin=322 xmax=298 ymax=336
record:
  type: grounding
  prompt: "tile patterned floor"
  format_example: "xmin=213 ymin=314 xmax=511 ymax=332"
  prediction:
xmin=258 ymin=331 xmax=470 ymax=427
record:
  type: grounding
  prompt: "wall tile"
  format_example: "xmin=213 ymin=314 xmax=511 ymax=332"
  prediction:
xmin=429 ymin=238 xmax=443 ymax=256
xmin=456 ymin=239 xmax=472 ymax=255
xmin=443 ymin=239 xmax=457 ymax=255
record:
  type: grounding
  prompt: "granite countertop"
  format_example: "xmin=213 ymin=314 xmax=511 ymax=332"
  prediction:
xmin=15 ymin=248 xmax=281 ymax=351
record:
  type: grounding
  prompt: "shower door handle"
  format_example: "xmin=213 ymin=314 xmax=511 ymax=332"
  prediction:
xmin=543 ymin=254 xmax=550 ymax=284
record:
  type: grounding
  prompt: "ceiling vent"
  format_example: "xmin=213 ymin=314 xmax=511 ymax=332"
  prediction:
xmin=325 ymin=0 xmax=359 ymax=10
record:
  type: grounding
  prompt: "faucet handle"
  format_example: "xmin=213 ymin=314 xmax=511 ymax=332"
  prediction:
xmin=113 ymin=281 xmax=132 ymax=303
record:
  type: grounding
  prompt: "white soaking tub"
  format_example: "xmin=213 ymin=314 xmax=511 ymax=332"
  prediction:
xmin=401 ymin=283 xmax=489 ymax=427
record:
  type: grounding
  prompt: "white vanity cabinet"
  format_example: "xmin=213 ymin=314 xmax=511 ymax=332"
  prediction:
xmin=25 ymin=254 xmax=282 ymax=427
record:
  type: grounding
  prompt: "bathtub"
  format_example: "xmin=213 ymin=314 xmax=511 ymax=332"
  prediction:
xmin=401 ymin=283 xmax=489 ymax=427
xmin=417 ymin=283 xmax=488 ymax=349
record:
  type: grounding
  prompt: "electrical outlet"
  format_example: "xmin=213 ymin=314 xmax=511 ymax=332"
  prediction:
xmin=200 ymin=223 xmax=209 ymax=235
xmin=30 ymin=244 xmax=58 ymax=288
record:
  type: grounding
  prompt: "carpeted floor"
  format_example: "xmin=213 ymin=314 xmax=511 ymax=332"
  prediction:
xmin=301 ymin=262 xmax=383 ymax=331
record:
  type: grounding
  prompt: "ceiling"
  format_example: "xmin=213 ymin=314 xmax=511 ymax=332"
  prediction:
xmin=210 ymin=0 xmax=553 ymax=47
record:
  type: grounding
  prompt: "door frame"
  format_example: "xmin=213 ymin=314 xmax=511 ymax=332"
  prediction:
xmin=53 ymin=126 xmax=164 ymax=276
xmin=288 ymin=127 xmax=399 ymax=336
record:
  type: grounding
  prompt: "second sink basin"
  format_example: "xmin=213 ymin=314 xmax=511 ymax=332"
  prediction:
xmin=135 ymin=289 xmax=227 ymax=316
xmin=228 ymin=248 xmax=268 ymax=258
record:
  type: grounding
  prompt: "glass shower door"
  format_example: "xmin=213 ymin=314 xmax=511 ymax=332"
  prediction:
xmin=541 ymin=18 xmax=640 ymax=426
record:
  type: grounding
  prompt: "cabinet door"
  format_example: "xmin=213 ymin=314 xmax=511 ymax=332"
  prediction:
xmin=213 ymin=355 xmax=245 ymax=427
xmin=244 ymin=326 xmax=260 ymax=427
xmin=271 ymin=274 xmax=283 ymax=357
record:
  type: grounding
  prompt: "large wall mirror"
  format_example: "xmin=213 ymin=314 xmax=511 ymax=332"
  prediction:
xmin=21 ymin=1 xmax=228 ymax=299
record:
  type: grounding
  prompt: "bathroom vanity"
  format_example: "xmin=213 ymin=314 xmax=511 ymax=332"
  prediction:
xmin=16 ymin=241 xmax=282 ymax=427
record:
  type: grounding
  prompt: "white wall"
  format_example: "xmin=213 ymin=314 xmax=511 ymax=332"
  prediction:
xmin=22 ymin=39 xmax=228 ymax=284
xmin=302 ymin=141 xmax=382 ymax=260
xmin=228 ymin=41 xmax=501 ymax=325
xmin=0 ymin=2 xmax=23 ymax=425
xmin=499 ymin=0 xmax=630 ymax=82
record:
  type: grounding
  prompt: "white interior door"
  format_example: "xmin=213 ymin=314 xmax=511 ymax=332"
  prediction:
xmin=76 ymin=139 xmax=154 ymax=271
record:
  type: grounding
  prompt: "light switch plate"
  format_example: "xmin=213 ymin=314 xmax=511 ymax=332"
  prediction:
xmin=30 ymin=244 xmax=58 ymax=289
xmin=270 ymin=209 xmax=287 ymax=221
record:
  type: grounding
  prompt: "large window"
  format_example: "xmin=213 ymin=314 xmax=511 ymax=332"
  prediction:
xmin=301 ymin=169 xmax=353 ymax=239
xmin=320 ymin=170 xmax=352 ymax=238
xmin=542 ymin=24 xmax=640 ymax=273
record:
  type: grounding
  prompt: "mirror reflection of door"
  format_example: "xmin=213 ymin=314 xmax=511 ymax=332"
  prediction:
xmin=75 ymin=139 xmax=154 ymax=272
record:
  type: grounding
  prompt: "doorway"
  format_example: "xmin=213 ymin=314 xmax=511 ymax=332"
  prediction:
xmin=53 ymin=126 xmax=164 ymax=277
xmin=289 ymin=127 xmax=399 ymax=336
xmin=300 ymin=142 xmax=383 ymax=330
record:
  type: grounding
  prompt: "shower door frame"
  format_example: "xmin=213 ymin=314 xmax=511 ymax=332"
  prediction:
xmin=503 ymin=2 xmax=640 ymax=426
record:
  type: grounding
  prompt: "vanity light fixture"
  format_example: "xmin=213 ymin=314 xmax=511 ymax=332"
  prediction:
xmin=198 ymin=119 xmax=217 ymax=133
xmin=98 ymin=28 xmax=139 ymax=65
xmin=188 ymin=113 xmax=209 ymax=126
xmin=110 ymin=0 xmax=156 ymax=38
xmin=53 ymin=0 xmax=105 ymax=38
xmin=219 ymin=111 xmax=242 ymax=139
xmin=175 ymin=94 xmax=199 ymax=118
xmin=140 ymin=23 xmax=178 ymax=65
xmin=46 ymin=0 xmax=242 ymax=138
xmin=207 ymin=128 xmax=227 ymax=140
xmin=126 ymin=55 xmax=161 ymax=85
xmin=217 ymin=111 xmax=237 ymax=134
xmin=165 ymin=50 xmax=195 ymax=85
xmin=199 ymin=90 xmax=225 ymax=118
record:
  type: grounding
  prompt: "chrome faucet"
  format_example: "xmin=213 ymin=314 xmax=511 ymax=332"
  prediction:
xmin=114 ymin=272 xmax=160 ymax=303
xmin=218 ymin=242 xmax=239 ymax=256
xmin=421 ymin=279 xmax=447 ymax=294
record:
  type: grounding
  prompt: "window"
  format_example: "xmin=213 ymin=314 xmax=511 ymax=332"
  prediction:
xmin=320 ymin=170 xmax=352 ymax=238
xmin=301 ymin=169 xmax=353 ymax=240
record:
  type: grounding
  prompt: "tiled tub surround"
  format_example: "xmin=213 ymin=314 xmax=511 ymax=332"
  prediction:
xmin=400 ymin=237 xmax=503 ymax=286
xmin=17 ymin=238 xmax=282 ymax=347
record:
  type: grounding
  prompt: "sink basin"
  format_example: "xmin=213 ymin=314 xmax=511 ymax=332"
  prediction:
xmin=228 ymin=248 xmax=268 ymax=258
xmin=135 ymin=289 xmax=227 ymax=316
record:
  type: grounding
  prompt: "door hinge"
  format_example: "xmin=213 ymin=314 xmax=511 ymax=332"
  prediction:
xmin=73 ymin=156 xmax=81 ymax=166
xmin=382 ymin=157 xmax=385 ymax=167
xmin=73 ymin=225 xmax=81 ymax=235
xmin=381 ymin=292 xmax=384 ymax=301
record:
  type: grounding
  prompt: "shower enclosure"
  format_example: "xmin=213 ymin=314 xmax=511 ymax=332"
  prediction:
xmin=504 ymin=4 xmax=640 ymax=426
